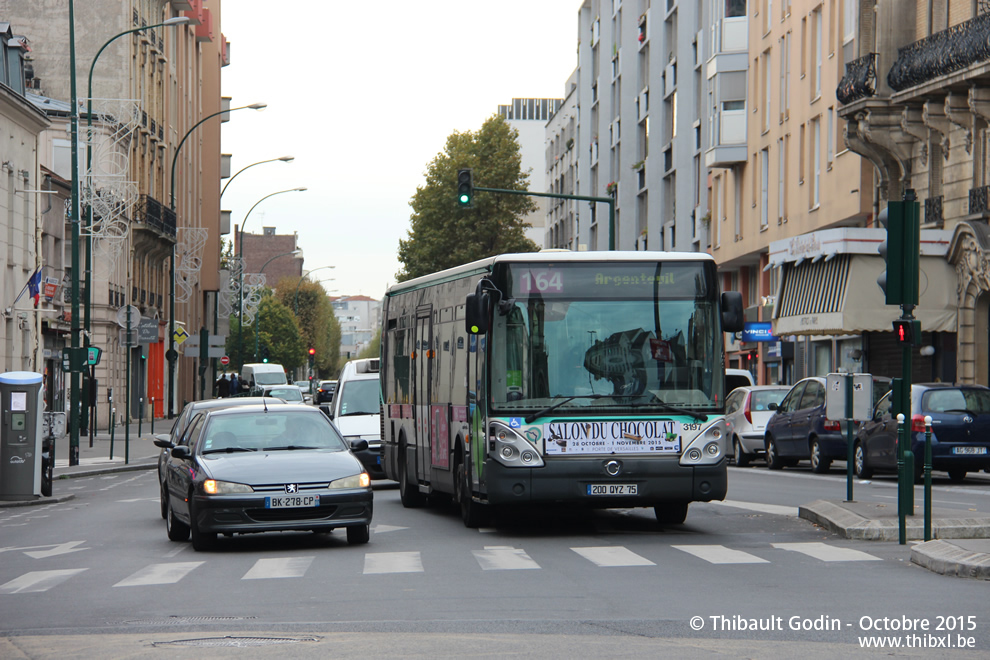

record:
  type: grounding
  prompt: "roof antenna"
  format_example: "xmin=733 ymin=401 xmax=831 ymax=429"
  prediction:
xmin=263 ymin=396 xmax=269 ymax=413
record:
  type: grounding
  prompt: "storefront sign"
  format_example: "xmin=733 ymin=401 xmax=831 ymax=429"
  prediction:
xmin=742 ymin=322 xmax=778 ymax=342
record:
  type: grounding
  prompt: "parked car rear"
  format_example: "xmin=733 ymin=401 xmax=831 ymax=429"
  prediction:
xmin=854 ymin=383 xmax=990 ymax=482
xmin=725 ymin=385 xmax=791 ymax=466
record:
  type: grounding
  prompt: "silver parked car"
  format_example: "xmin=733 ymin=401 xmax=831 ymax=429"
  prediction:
xmin=724 ymin=385 xmax=791 ymax=466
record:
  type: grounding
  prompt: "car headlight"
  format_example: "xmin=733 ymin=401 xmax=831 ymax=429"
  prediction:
xmin=329 ymin=473 xmax=371 ymax=489
xmin=202 ymin=479 xmax=254 ymax=495
xmin=679 ymin=417 xmax=728 ymax=467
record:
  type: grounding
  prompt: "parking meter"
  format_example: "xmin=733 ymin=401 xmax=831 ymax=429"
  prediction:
xmin=0 ymin=372 xmax=44 ymax=500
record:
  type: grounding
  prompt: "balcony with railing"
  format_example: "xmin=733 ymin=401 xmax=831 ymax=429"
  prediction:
xmin=135 ymin=194 xmax=177 ymax=239
xmin=888 ymin=12 xmax=990 ymax=93
xmin=924 ymin=194 xmax=943 ymax=227
xmin=969 ymin=185 xmax=990 ymax=216
xmin=836 ymin=53 xmax=877 ymax=106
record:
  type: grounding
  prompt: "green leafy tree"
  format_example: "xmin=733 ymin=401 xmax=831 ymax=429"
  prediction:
xmin=255 ymin=294 xmax=306 ymax=370
xmin=397 ymin=114 xmax=539 ymax=282
xmin=274 ymin=276 xmax=342 ymax=377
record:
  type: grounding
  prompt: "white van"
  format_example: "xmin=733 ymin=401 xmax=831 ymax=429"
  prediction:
xmin=726 ymin=368 xmax=756 ymax=394
xmin=327 ymin=358 xmax=385 ymax=479
xmin=239 ymin=363 xmax=287 ymax=394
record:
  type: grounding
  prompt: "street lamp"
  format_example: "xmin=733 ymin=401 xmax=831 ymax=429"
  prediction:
xmin=254 ymin=249 xmax=303 ymax=362
xmin=293 ymin=265 xmax=336 ymax=314
xmin=220 ymin=156 xmax=294 ymax=199
xmin=167 ymin=101 xmax=266 ymax=418
xmin=81 ymin=15 xmax=190 ymax=431
xmin=236 ymin=187 xmax=307 ymax=363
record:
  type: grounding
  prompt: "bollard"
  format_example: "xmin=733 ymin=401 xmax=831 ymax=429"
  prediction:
xmin=151 ymin=397 xmax=155 ymax=434
xmin=896 ymin=413 xmax=906 ymax=545
xmin=109 ymin=407 xmax=116 ymax=459
xmin=924 ymin=415 xmax=933 ymax=541
xmin=139 ymin=397 xmax=143 ymax=438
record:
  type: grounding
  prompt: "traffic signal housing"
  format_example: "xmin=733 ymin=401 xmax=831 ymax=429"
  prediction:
xmin=308 ymin=347 xmax=316 ymax=368
xmin=457 ymin=168 xmax=473 ymax=208
xmin=876 ymin=200 xmax=920 ymax=306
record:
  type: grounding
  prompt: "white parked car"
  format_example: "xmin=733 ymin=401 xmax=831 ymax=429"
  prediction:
xmin=724 ymin=385 xmax=791 ymax=466
xmin=259 ymin=384 xmax=305 ymax=403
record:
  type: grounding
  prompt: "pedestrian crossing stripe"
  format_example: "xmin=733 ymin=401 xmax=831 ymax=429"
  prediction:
xmin=1 ymin=542 xmax=887 ymax=592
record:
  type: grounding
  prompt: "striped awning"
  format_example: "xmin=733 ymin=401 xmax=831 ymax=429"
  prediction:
xmin=772 ymin=255 xmax=957 ymax=336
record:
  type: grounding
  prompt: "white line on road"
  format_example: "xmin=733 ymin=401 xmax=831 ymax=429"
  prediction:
xmin=672 ymin=544 xmax=770 ymax=564
xmin=472 ymin=546 xmax=541 ymax=570
xmin=771 ymin=542 xmax=881 ymax=562
xmin=363 ymin=551 xmax=423 ymax=574
xmin=571 ymin=546 xmax=655 ymax=567
xmin=0 ymin=569 xmax=88 ymax=594
xmin=113 ymin=561 xmax=204 ymax=587
xmin=709 ymin=500 xmax=799 ymax=516
xmin=242 ymin=556 xmax=314 ymax=580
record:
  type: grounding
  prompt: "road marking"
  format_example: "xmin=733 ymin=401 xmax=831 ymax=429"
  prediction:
xmin=0 ymin=569 xmax=88 ymax=594
xmin=243 ymin=556 xmax=314 ymax=580
xmin=371 ymin=524 xmax=407 ymax=534
xmin=772 ymin=542 xmax=881 ymax=562
xmin=363 ymin=551 xmax=423 ymax=574
xmin=672 ymin=544 xmax=770 ymax=564
xmin=472 ymin=546 xmax=540 ymax=570
xmin=113 ymin=561 xmax=204 ymax=587
xmin=571 ymin=546 xmax=655 ymax=567
xmin=0 ymin=541 xmax=89 ymax=559
xmin=710 ymin=500 xmax=799 ymax=516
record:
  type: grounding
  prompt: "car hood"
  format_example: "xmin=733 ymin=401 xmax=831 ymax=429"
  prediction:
xmin=333 ymin=414 xmax=380 ymax=439
xmin=200 ymin=449 xmax=365 ymax=485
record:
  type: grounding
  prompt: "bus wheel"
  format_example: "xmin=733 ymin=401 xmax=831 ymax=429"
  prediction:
xmin=655 ymin=502 xmax=689 ymax=526
xmin=398 ymin=439 xmax=426 ymax=508
xmin=455 ymin=455 xmax=489 ymax=528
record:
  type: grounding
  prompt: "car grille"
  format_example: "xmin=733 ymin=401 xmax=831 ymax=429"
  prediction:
xmin=246 ymin=506 xmax=338 ymax=522
xmin=251 ymin=481 xmax=327 ymax=493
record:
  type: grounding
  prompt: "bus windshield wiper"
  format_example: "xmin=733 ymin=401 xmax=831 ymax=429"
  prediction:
xmin=524 ymin=394 xmax=603 ymax=424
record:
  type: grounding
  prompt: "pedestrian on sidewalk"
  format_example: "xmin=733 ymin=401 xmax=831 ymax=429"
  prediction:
xmin=216 ymin=374 xmax=230 ymax=398
xmin=230 ymin=372 xmax=239 ymax=395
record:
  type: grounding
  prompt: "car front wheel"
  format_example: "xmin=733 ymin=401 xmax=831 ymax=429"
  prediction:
xmin=810 ymin=438 xmax=831 ymax=474
xmin=853 ymin=441 xmax=873 ymax=479
xmin=766 ymin=437 xmax=785 ymax=470
xmin=189 ymin=500 xmax=216 ymax=551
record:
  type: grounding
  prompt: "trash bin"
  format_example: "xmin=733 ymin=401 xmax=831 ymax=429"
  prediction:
xmin=0 ymin=371 xmax=44 ymax=500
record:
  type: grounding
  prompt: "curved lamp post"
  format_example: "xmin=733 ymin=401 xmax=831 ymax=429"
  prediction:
xmin=220 ymin=156 xmax=294 ymax=199
xmin=236 ymin=187 xmax=307 ymax=363
xmin=292 ymin=265 xmax=336 ymax=314
xmin=166 ymin=101 xmax=266 ymax=418
xmin=81 ymin=15 xmax=190 ymax=433
xmin=254 ymin=249 xmax=303 ymax=362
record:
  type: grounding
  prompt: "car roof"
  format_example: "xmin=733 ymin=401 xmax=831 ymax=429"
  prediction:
xmin=206 ymin=403 xmax=324 ymax=418
xmin=186 ymin=396 xmax=286 ymax=411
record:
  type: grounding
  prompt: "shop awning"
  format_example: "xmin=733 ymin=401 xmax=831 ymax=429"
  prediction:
xmin=772 ymin=254 xmax=957 ymax=336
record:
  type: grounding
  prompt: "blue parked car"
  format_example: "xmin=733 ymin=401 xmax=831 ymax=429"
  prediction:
xmin=854 ymin=383 xmax=990 ymax=482
xmin=764 ymin=376 xmax=891 ymax=473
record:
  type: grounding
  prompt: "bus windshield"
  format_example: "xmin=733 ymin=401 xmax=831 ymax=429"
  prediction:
xmin=490 ymin=261 xmax=723 ymax=415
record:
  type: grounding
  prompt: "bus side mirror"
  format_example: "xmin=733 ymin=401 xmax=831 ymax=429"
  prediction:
xmin=721 ymin=291 xmax=744 ymax=333
xmin=465 ymin=291 xmax=490 ymax=335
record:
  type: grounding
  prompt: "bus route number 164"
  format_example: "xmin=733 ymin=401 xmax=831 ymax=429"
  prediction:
xmin=519 ymin=270 xmax=564 ymax=294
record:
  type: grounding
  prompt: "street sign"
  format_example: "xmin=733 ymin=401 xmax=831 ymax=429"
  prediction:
xmin=173 ymin=327 xmax=190 ymax=345
xmin=86 ymin=346 xmax=102 ymax=366
xmin=115 ymin=305 xmax=141 ymax=328
xmin=137 ymin=318 xmax=158 ymax=343
xmin=825 ymin=373 xmax=874 ymax=422
xmin=220 ymin=355 xmax=230 ymax=366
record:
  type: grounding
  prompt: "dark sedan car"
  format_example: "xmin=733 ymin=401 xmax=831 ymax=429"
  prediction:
xmin=315 ymin=380 xmax=337 ymax=404
xmin=157 ymin=404 xmax=373 ymax=551
xmin=854 ymin=383 xmax=990 ymax=482
xmin=764 ymin=376 xmax=890 ymax=473
xmin=155 ymin=397 xmax=287 ymax=519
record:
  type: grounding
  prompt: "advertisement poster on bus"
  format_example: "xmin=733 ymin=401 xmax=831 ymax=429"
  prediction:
xmin=543 ymin=420 xmax=682 ymax=455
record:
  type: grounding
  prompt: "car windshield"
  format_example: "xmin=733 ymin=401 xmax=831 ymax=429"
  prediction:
xmin=922 ymin=388 xmax=990 ymax=414
xmin=200 ymin=412 xmax=348 ymax=453
xmin=337 ymin=379 xmax=380 ymax=415
xmin=490 ymin=261 xmax=723 ymax=415
xmin=751 ymin=389 xmax=788 ymax=410
xmin=254 ymin=372 xmax=287 ymax=385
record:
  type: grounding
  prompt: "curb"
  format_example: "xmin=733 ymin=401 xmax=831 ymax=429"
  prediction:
xmin=911 ymin=540 xmax=990 ymax=580
xmin=799 ymin=499 xmax=990 ymax=541
xmin=0 ymin=494 xmax=75 ymax=508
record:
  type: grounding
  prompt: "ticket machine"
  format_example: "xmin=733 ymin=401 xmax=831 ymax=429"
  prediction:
xmin=0 ymin=372 xmax=44 ymax=500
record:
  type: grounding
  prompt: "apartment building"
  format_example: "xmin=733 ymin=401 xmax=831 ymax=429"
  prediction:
xmin=3 ymin=0 xmax=230 ymax=420
xmin=332 ymin=295 xmax=381 ymax=360
xmin=546 ymin=72 xmax=581 ymax=249
xmin=498 ymin=98 xmax=563 ymax=247
xmin=839 ymin=0 xmax=990 ymax=385
xmin=236 ymin=227 xmax=303 ymax=289
xmin=563 ymin=0 xmax=710 ymax=253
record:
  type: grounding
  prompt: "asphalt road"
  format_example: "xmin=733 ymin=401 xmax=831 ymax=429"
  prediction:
xmin=1 ymin=465 xmax=988 ymax=658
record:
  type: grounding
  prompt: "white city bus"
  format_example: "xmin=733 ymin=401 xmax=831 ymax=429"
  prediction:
xmin=380 ymin=251 xmax=743 ymax=527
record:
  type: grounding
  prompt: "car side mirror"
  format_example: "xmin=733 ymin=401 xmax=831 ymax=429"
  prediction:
xmin=171 ymin=445 xmax=192 ymax=460
xmin=768 ymin=402 xmax=778 ymax=411
xmin=350 ymin=439 xmax=369 ymax=452
xmin=153 ymin=436 xmax=173 ymax=449
xmin=319 ymin=404 xmax=333 ymax=419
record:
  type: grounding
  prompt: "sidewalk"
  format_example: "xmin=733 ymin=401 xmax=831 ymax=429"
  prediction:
xmin=801 ymin=499 xmax=990 ymax=580
xmin=49 ymin=417 xmax=177 ymax=478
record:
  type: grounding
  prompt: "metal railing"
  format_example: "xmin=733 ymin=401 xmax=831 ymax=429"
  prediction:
xmin=888 ymin=13 xmax=990 ymax=92
xmin=836 ymin=53 xmax=877 ymax=105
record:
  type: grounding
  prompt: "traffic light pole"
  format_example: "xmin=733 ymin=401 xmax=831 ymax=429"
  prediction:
xmin=473 ymin=187 xmax=617 ymax=250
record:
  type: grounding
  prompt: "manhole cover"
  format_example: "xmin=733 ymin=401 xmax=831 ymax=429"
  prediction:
xmin=154 ymin=635 xmax=320 ymax=648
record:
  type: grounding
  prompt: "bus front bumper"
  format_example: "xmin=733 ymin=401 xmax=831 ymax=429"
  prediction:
xmin=481 ymin=455 xmax=727 ymax=507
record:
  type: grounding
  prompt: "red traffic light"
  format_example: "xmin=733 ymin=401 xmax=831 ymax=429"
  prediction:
xmin=308 ymin=348 xmax=316 ymax=355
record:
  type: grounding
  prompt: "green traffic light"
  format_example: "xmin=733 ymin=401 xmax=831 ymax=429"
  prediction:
xmin=459 ymin=194 xmax=470 ymax=204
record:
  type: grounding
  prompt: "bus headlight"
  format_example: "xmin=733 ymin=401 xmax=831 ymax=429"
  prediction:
xmin=680 ymin=417 xmax=728 ymax=466
xmin=489 ymin=421 xmax=544 ymax=468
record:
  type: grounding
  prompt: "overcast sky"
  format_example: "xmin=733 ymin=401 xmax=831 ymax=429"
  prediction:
xmin=219 ymin=0 xmax=582 ymax=298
